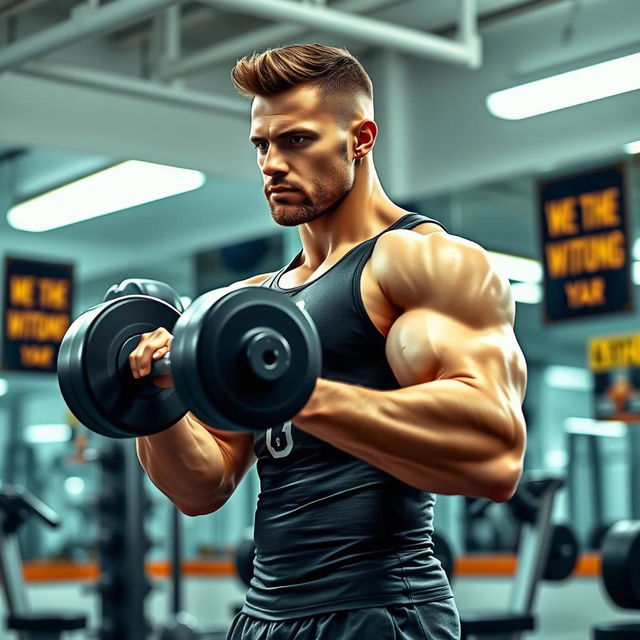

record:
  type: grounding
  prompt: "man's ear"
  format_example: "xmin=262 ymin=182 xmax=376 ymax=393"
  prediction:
xmin=353 ymin=120 xmax=377 ymax=159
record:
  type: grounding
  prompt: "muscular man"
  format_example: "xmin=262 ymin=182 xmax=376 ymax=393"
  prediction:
xmin=134 ymin=44 xmax=527 ymax=640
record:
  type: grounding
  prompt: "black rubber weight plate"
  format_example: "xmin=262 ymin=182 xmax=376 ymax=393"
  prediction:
xmin=57 ymin=296 xmax=186 ymax=438
xmin=234 ymin=537 xmax=256 ymax=588
xmin=543 ymin=523 xmax=578 ymax=581
xmin=601 ymin=520 xmax=640 ymax=609
xmin=171 ymin=287 xmax=322 ymax=432
xmin=58 ymin=303 xmax=121 ymax=438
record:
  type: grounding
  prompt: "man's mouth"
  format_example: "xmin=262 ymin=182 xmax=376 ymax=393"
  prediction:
xmin=268 ymin=186 xmax=302 ymax=200
xmin=269 ymin=186 xmax=299 ymax=194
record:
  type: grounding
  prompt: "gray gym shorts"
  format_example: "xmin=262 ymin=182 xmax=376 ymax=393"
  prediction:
xmin=227 ymin=597 xmax=461 ymax=640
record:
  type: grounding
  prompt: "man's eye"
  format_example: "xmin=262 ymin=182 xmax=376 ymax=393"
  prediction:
xmin=290 ymin=135 xmax=306 ymax=145
xmin=253 ymin=141 xmax=267 ymax=152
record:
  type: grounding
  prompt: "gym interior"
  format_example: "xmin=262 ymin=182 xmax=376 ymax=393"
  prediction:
xmin=1 ymin=0 xmax=640 ymax=638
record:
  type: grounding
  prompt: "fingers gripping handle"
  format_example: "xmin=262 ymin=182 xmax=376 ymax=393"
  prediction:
xmin=118 ymin=335 xmax=172 ymax=380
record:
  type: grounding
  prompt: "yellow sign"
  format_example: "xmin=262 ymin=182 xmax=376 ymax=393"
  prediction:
xmin=539 ymin=165 xmax=631 ymax=321
xmin=589 ymin=333 xmax=640 ymax=422
xmin=3 ymin=258 xmax=73 ymax=372
xmin=589 ymin=334 xmax=640 ymax=373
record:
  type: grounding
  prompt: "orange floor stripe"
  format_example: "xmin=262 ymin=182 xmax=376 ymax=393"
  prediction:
xmin=454 ymin=554 xmax=517 ymax=576
xmin=20 ymin=552 xmax=602 ymax=583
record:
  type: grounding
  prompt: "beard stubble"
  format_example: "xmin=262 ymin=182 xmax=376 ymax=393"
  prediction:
xmin=268 ymin=141 xmax=352 ymax=227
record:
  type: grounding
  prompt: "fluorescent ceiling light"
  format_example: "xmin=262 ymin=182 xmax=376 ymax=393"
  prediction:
xmin=544 ymin=365 xmax=592 ymax=391
xmin=8 ymin=160 xmax=206 ymax=232
xmin=0 ymin=379 xmax=8 ymax=397
xmin=488 ymin=251 xmax=543 ymax=283
xmin=24 ymin=423 xmax=72 ymax=443
xmin=487 ymin=51 xmax=640 ymax=120
xmin=565 ymin=417 xmax=627 ymax=438
xmin=510 ymin=282 xmax=542 ymax=304
xmin=625 ymin=140 xmax=640 ymax=154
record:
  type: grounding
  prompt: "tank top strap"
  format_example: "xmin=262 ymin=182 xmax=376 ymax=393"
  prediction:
xmin=262 ymin=258 xmax=298 ymax=289
xmin=350 ymin=211 xmax=448 ymax=272
xmin=264 ymin=213 xmax=447 ymax=290
xmin=391 ymin=212 xmax=450 ymax=234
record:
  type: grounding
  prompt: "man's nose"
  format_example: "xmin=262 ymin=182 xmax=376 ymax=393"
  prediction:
xmin=261 ymin=146 xmax=288 ymax=176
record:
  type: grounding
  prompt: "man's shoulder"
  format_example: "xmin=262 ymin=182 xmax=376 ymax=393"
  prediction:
xmin=371 ymin=226 xmax=506 ymax=312
xmin=372 ymin=223 xmax=472 ymax=276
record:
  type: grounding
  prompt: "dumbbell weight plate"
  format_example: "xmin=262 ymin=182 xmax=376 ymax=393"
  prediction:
xmin=57 ymin=304 xmax=123 ymax=439
xmin=104 ymin=278 xmax=185 ymax=312
xmin=601 ymin=520 xmax=640 ymax=609
xmin=432 ymin=532 xmax=454 ymax=583
xmin=171 ymin=287 xmax=321 ymax=432
xmin=57 ymin=296 xmax=186 ymax=438
xmin=234 ymin=537 xmax=256 ymax=589
xmin=543 ymin=523 xmax=578 ymax=581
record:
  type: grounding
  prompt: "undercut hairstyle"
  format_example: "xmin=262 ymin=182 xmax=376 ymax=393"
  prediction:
xmin=231 ymin=44 xmax=373 ymax=102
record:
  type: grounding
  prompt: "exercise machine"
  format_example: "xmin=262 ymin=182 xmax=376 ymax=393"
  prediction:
xmin=0 ymin=484 xmax=87 ymax=639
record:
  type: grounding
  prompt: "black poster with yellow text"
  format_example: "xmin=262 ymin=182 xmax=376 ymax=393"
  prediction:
xmin=538 ymin=164 xmax=632 ymax=322
xmin=3 ymin=257 xmax=73 ymax=372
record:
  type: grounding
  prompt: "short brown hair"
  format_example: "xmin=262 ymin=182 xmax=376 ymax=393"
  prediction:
xmin=231 ymin=44 xmax=372 ymax=101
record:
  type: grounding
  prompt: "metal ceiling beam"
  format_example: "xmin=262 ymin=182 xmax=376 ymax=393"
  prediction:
xmin=0 ymin=0 xmax=183 ymax=74
xmin=0 ymin=0 xmax=481 ymax=74
xmin=197 ymin=0 xmax=481 ymax=68
xmin=16 ymin=61 xmax=248 ymax=116
xmin=0 ymin=0 xmax=481 ymax=110
xmin=160 ymin=0 xmax=403 ymax=81
xmin=0 ymin=0 xmax=48 ymax=21
xmin=111 ymin=5 xmax=216 ymax=51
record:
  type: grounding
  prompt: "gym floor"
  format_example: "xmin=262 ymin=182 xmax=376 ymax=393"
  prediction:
xmin=22 ymin=574 xmax=635 ymax=640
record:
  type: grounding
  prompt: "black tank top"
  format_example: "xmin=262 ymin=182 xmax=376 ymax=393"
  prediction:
xmin=243 ymin=213 xmax=453 ymax=620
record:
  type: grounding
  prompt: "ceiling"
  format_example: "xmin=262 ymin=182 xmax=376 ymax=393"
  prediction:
xmin=0 ymin=0 xmax=638 ymax=395
xmin=0 ymin=0 xmax=580 ymax=282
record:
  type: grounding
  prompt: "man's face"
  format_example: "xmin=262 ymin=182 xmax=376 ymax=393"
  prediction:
xmin=250 ymin=85 xmax=355 ymax=226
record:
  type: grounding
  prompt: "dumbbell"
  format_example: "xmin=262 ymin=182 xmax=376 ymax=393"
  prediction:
xmin=57 ymin=280 xmax=322 ymax=438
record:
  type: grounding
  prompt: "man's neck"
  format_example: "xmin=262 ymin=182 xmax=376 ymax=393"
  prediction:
xmin=296 ymin=163 xmax=406 ymax=269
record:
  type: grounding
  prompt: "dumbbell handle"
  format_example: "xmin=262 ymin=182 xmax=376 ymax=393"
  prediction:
xmin=151 ymin=354 xmax=172 ymax=378
xmin=121 ymin=329 xmax=291 ymax=383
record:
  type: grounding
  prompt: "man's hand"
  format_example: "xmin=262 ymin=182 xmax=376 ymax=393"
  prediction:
xmin=129 ymin=326 xmax=174 ymax=388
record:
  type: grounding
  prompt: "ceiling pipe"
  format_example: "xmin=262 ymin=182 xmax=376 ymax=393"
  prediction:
xmin=164 ymin=5 xmax=182 ymax=63
xmin=17 ymin=61 xmax=249 ymax=117
xmin=197 ymin=0 xmax=481 ymax=68
xmin=458 ymin=0 xmax=481 ymax=56
xmin=154 ymin=4 xmax=184 ymax=86
xmin=0 ymin=0 xmax=183 ymax=74
xmin=159 ymin=0 xmax=405 ymax=81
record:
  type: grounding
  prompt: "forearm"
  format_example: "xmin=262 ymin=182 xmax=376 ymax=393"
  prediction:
xmin=136 ymin=413 xmax=231 ymax=515
xmin=295 ymin=377 xmax=524 ymax=500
